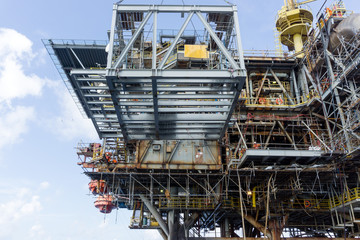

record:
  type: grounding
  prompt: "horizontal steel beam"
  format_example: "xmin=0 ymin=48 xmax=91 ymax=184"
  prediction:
xmin=113 ymin=79 xmax=240 ymax=84
xmin=116 ymin=86 xmax=234 ymax=92
xmin=84 ymin=94 xmax=235 ymax=99
xmin=71 ymin=69 xmax=244 ymax=78
xmin=90 ymin=107 xmax=229 ymax=113
xmin=114 ymin=4 xmax=235 ymax=13
xmin=87 ymin=100 xmax=233 ymax=106
xmin=107 ymin=69 xmax=245 ymax=78
xmin=97 ymin=124 xmax=224 ymax=129
xmin=99 ymin=132 xmax=220 ymax=139
xmin=93 ymin=114 xmax=227 ymax=121
xmin=51 ymin=44 xmax=106 ymax=49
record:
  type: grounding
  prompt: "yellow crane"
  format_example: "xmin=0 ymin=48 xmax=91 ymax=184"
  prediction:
xmin=276 ymin=0 xmax=316 ymax=58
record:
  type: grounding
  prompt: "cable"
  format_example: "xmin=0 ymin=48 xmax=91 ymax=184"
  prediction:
xmin=223 ymin=0 xmax=234 ymax=5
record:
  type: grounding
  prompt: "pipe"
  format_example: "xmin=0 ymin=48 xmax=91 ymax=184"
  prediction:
xmin=252 ymin=186 xmax=257 ymax=208
xmin=293 ymin=33 xmax=304 ymax=58
xmin=139 ymin=194 xmax=169 ymax=237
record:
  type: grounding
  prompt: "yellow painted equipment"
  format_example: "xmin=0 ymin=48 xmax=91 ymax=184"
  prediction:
xmin=276 ymin=0 xmax=315 ymax=58
xmin=184 ymin=44 xmax=209 ymax=59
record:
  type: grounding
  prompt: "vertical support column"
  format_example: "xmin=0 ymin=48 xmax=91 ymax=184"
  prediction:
xmin=232 ymin=5 xmax=246 ymax=70
xmin=152 ymin=11 xmax=158 ymax=70
xmin=268 ymin=219 xmax=282 ymax=240
xmin=106 ymin=5 xmax=118 ymax=69
xmin=184 ymin=211 xmax=190 ymax=239
xmin=168 ymin=210 xmax=178 ymax=240
xmin=224 ymin=217 xmax=231 ymax=238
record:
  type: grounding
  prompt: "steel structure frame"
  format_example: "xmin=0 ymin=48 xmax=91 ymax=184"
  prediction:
xmin=302 ymin=12 xmax=360 ymax=155
xmin=47 ymin=4 xmax=247 ymax=141
xmin=46 ymin=2 xmax=360 ymax=240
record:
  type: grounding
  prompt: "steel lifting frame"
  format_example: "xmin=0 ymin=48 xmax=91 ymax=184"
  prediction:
xmin=101 ymin=4 xmax=247 ymax=141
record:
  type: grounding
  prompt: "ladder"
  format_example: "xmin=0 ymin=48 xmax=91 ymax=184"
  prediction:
xmin=274 ymin=28 xmax=284 ymax=57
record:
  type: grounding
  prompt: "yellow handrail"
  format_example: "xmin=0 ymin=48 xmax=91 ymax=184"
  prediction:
xmin=155 ymin=187 xmax=360 ymax=210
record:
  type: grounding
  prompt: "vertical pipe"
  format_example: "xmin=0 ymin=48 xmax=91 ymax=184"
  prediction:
xmin=252 ymin=186 xmax=257 ymax=208
xmin=291 ymin=70 xmax=301 ymax=104
xmin=293 ymin=33 xmax=304 ymax=58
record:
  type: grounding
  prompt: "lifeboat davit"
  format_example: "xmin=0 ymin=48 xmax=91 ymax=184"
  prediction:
xmin=94 ymin=195 xmax=115 ymax=214
xmin=88 ymin=180 xmax=108 ymax=194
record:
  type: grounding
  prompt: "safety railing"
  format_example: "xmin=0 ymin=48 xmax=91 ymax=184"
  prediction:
xmin=159 ymin=196 xmax=217 ymax=209
xmin=155 ymin=188 xmax=360 ymax=211
xmin=291 ymin=198 xmax=330 ymax=210
xmin=92 ymin=145 xmax=104 ymax=161
xmin=329 ymin=187 xmax=360 ymax=209
xmin=244 ymin=90 xmax=319 ymax=107
xmin=276 ymin=15 xmax=313 ymax=33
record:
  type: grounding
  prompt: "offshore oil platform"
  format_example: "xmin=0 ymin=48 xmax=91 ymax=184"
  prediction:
xmin=44 ymin=0 xmax=360 ymax=239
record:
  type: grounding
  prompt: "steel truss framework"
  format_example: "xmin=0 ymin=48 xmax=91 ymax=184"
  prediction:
xmin=46 ymin=2 xmax=360 ymax=240
xmin=46 ymin=4 xmax=246 ymax=141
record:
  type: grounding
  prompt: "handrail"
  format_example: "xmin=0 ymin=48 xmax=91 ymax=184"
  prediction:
xmin=154 ymin=187 xmax=360 ymax=210
xmin=243 ymin=89 xmax=320 ymax=107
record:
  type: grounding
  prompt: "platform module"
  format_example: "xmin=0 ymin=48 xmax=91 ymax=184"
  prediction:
xmin=45 ymin=1 xmax=360 ymax=239
xmin=44 ymin=4 xmax=246 ymax=141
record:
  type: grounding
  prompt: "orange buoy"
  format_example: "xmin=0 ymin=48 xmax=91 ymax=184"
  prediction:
xmin=88 ymin=180 xmax=108 ymax=194
xmin=259 ymin=98 xmax=266 ymax=105
xmin=94 ymin=195 xmax=115 ymax=214
xmin=276 ymin=98 xmax=284 ymax=105
xmin=109 ymin=158 xmax=117 ymax=164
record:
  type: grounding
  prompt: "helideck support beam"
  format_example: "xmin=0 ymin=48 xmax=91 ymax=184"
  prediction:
xmin=140 ymin=194 xmax=169 ymax=237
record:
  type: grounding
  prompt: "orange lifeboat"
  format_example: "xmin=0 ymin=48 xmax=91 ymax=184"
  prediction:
xmin=94 ymin=195 xmax=115 ymax=214
xmin=88 ymin=180 xmax=108 ymax=194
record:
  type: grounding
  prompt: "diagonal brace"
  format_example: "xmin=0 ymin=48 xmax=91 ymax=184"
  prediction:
xmin=113 ymin=11 xmax=153 ymax=69
xmin=196 ymin=11 xmax=240 ymax=70
xmin=158 ymin=12 xmax=194 ymax=69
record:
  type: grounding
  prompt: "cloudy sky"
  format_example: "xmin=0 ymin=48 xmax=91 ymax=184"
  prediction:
xmin=0 ymin=0 xmax=358 ymax=239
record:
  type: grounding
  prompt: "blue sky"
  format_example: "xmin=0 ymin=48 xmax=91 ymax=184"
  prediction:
xmin=0 ymin=0 xmax=358 ymax=239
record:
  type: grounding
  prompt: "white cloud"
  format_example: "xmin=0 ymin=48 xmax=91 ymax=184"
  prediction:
xmin=0 ymin=28 xmax=52 ymax=152
xmin=0 ymin=105 xmax=35 ymax=149
xmin=30 ymin=223 xmax=46 ymax=239
xmin=40 ymin=181 xmax=50 ymax=190
xmin=46 ymin=85 xmax=98 ymax=141
xmin=0 ymin=28 xmax=46 ymax=103
xmin=0 ymin=187 xmax=42 ymax=238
